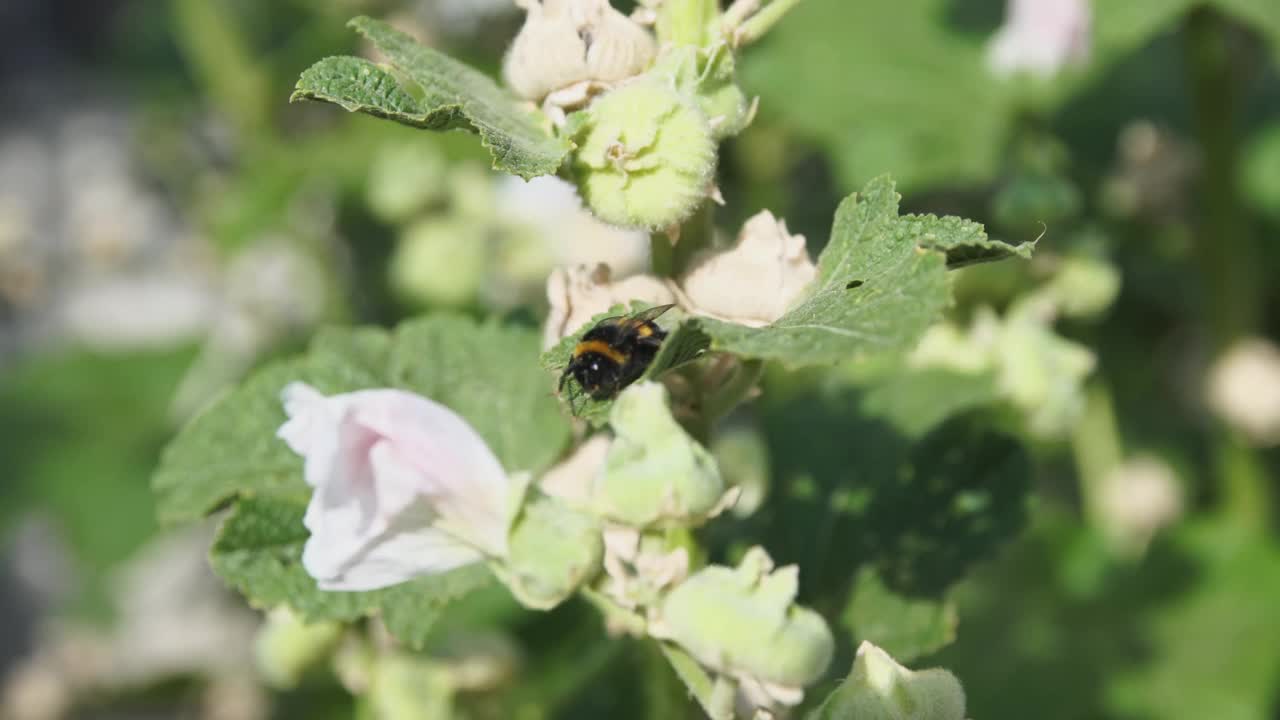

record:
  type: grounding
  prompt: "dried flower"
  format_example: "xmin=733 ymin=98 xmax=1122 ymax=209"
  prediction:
xmin=543 ymin=263 xmax=677 ymax=349
xmin=679 ymin=210 xmax=816 ymax=327
xmin=504 ymin=0 xmax=656 ymax=105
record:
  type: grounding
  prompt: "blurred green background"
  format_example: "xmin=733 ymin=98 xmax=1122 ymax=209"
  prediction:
xmin=1 ymin=0 xmax=1279 ymax=718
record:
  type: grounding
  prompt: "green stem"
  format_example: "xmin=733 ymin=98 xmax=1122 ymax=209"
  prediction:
xmin=1185 ymin=7 xmax=1259 ymax=348
xmin=735 ymin=0 xmax=805 ymax=45
xmin=651 ymin=232 xmax=675 ymax=277
xmin=1184 ymin=8 xmax=1272 ymax=528
xmin=1071 ymin=381 xmax=1124 ymax=530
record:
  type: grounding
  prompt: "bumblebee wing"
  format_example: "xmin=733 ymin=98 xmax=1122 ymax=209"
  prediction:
xmin=626 ymin=303 xmax=676 ymax=326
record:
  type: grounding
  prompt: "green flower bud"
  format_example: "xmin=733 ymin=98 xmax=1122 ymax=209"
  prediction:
xmin=390 ymin=217 xmax=488 ymax=308
xmin=369 ymin=653 xmax=456 ymax=720
xmin=661 ymin=46 xmax=752 ymax=141
xmin=711 ymin=424 xmax=770 ymax=518
xmin=810 ymin=641 xmax=966 ymax=720
xmin=659 ymin=547 xmax=834 ymax=688
xmin=999 ymin=299 xmax=1095 ymax=438
xmin=1041 ymin=255 xmax=1121 ymax=319
xmin=366 ymin=142 xmax=447 ymax=223
xmin=253 ymin=608 xmax=343 ymax=689
xmin=595 ymin=381 xmax=726 ymax=528
xmin=569 ymin=79 xmax=717 ymax=229
xmin=494 ymin=492 xmax=603 ymax=610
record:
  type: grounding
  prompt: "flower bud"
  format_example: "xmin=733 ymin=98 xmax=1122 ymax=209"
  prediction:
xmin=569 ymin=79 xmax=717 ymax=229
xmin=366 ymin=141 xmax=447 ymax=223
xmin=504 ymin=0 xmax=656 ymax=103
xmin=810 ymin=641 xmax=966 ymax=720
xmin=711 ymin=424 xmax=770 ymax=518
xmin=680 ymin=210 xmax=816 ymax=327
xmin=659 ymin=547 xmax=833 ymax=690
xmin=494 ymin=492 xmax=604 ymax=610
xmin=1042 ymin=255 xmax=1121 ymax=320
xmin=390 ymin=217 xmax=488 ymax=308
xmin=369 ymin=653 xmax=457 ymax=720
xmin=594 ymin=382 xmax=727 ymax=528
xmin=254 ymin=608 xmax=343 ymax=689
xmin=999 ymin=299 xmax=1095 ymax=437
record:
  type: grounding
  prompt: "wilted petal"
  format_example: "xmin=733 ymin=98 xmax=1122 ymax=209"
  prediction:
xmin=543 ymin=263 xmax=676 ymax=348
xmin=278 ymin=383 xmax=512 ymax=592
xmin=679 ymin=211 xmax=816 ymax=328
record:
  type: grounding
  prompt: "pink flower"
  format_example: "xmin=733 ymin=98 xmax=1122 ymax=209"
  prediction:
xmin=987 ymin=0 xmax=1092 ymax=77
xmin=277 ymin=383 xmax=516 ymax=592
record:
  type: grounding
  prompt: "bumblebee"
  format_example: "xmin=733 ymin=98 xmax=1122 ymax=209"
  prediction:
xmin=559 ymin=304 xmax=675 ymax=410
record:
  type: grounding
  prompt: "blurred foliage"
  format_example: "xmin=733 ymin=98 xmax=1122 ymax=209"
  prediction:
xmin=3 ymin=0 xmax=1280 ymax=718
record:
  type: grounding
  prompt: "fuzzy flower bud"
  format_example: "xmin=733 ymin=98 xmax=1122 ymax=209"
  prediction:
xmin=998 ymin=300 xmax=1095 ymax=437
xmin=810 ymin=641 xmax=966 ymax=720
xmin=1207 ymin=338 xmax=1280 ymax=446
xmin=680 ymin=210 xmax=816 ymax=327
xmin=254 ymin=608 xmax=343 ymax=689
xmin=595 ymin=381 xmax=728 ymax=528
xmin=504 ymin=0 xmax=656 ymax=103
xmin=390 ymin=217 xmax=489 ymax=308
xmin=494 ymin=492 xmax=604 ymax=610
xmin=658 ymin=547 xmax=834 ymax=705
xmin=569 ymin=79 xmax=717 ymax=230
xmin=543 ymin=263 xmax=676 ymax=349
xmin=987 ymin=0 xmax=1092 ymax=78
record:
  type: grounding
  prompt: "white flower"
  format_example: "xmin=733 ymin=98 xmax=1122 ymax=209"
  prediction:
xmin=543 ymin=263 xmax=677 ymax=349
xmin=277 ymin=382 xmax=520 ymax=591
xmin=1207 ymin=338 xmax=1280 ymax=446
xmin=679 ymin=211 xmax=816 ymax=328
xmin=987 ymin=0 xmax=1091 ymax=78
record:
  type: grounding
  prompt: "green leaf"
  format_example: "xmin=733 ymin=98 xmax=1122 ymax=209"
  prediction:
xmin=842 ymin=567 xmax=958 ymax=663
xmin=293 ymin=17 xmax=571 ymax=179
xmin=695 ymin=176 xmax=952 ymax=365
xmin=389 ymin=315 xmax=572 ymax=473
xmin=211 ymin=495 xmax=492 ymax=649
xmin=293 ymin=56 xmax=455 ymax=128
xmin=742 ymin=0 xmax=1016 ymax=192
xmin=856 ymin=367 xmax=1001 ymax=439
xmin=901 ymin=214 xmax=1035 ymax=268
xmin=758 ymin=379 xmax=1032 ymax=599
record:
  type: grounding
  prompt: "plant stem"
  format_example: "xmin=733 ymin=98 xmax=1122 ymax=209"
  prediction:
xmin=1185 ymin=7 xmax=1259 ymax=347
xmin=1071 ymin=380 xmax=1124 ymax=531
xmin=735 ymin=0 xmax=805 ymax=45
xmin=1184 ymin=7 xmax=1273 ymax=528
